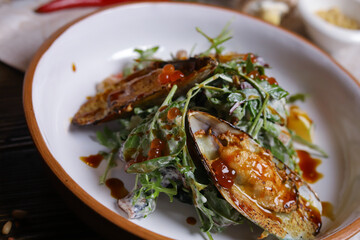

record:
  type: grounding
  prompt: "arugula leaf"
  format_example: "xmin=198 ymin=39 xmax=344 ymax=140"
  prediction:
xmin=258 ymin=80 xmax=289 ymax=100
xmin=290 ymin=131 xmax=329 ymax=158
xmin=137 ymin=170 xmax=178 ymax=202
xmin=196 ymin=22 xmax=232 ymax=56
xmin=96 ymin=126 xmax=122 ymax=149
xmin=122 ymin=86 xmax=187 ymax=173
xmin=123 ymin=46 xmax=159 ymax=77
xmin=245 ymin=54 xmax=255 ymax=74
xmin=265 ymin=98 xmax=287 ymax=124
xmin=125 ymin=168 xmax=179 ymax=218
xmin=203 ymin=186 xmax=244 ymax=228
xmin=287 ymin=93 xmax=308 ymax=103
xmin=127 ymin=156 xmax=178 ymax=173
xmin=96 ymin=122 xmax=133 ymax=184
xmin=180 ymin=151 xmax=215 ymax=234
xmin=134 ymin=46 xmax=159 ymax=64
xmin=99 ymin=150 xmax=118 ymax=184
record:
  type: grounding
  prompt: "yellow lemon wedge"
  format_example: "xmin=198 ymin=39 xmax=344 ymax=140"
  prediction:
xmin=287 ymin=105 xmax=314 ymax=143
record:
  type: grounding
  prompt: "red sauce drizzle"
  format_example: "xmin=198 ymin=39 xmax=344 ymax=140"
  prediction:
xmin=159 ymin=105 xmax=168 ymax=112
xmin=163 ymin=124 xmax=175 ymax=130
xmin=105 ymin=178 xmax=128 ymax=199
xmin=166 ymin=134 xmax=173 ymax=140
xmin=186 ymin=217 xmax=197 ymax=225
xmin=135 ymin=152 xmax=147 ymax=163
xmin=167 ymin=107 xmax=181 ymax=121
xmin=148 ymin=138 xmax=165 ymax=160
xmin=211 ymin=159 xmax=236 ymax=189
xmin=297 ymin=150 xmax=323 ymax=183
xmin=80 ymin=154 xmax=103 ymax=168
xmin=321 ymin=201 xmax=335 ymax=221
xmin=230 ymin=116 xmax=239 ymax=125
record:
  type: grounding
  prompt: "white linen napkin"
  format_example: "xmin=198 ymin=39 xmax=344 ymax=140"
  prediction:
xmin=0 ymin=0 xmax=95 ymax=71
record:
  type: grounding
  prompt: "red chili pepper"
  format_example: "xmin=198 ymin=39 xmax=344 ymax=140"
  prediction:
xmin=35 ymin=0 xmax=169 ymax=13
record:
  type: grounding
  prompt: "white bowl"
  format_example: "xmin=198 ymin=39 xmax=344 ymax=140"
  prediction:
xmin=23 ymin=2 xmax=360 ymax=240
xmin=298 ymin=0 xmax=360 ymax=53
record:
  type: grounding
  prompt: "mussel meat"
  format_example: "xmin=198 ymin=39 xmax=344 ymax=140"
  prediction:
xmin=187 ymin=110 xmax=322 ymax=239
xmin=72 ymin=57 xmax=217 ymax=126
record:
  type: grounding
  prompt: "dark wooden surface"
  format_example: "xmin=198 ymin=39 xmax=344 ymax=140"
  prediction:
xmin=0 ymin=62 xmax=141 ymax=240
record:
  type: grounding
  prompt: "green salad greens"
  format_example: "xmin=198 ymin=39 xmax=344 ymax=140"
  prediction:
xmin=85 ymin=24 xmax=326 ymax=239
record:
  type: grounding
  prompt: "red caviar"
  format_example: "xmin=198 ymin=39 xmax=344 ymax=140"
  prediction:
xmin=267 ymin=77 xmax=278 ymax=85
xmin=167 ymin=107 xmax=181 ymax=121
xmin=163 ymin=64 xmax=175 ymax=73
xmin=243 ymin=53 xmax=257 ymax=63
xmin=159 ymin=73 xmax=170 ymax=84
xmin=259 ymin=75 xmax=278 ymax=85
xmin=170 ymin=70 xmax=184 ymax=82
xmin=158 ymin=64 xmax=184 ymax=85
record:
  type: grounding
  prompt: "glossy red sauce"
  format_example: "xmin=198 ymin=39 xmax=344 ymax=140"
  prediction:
xmin=321 ymin=201 xmax=335 ymax=221
xmin=80 ymin=154 xmax=103 ymax=168
xmin=297 ymin=150 xmax=323 ymax=183
xmin=217 ymin=132 xmax=297 ymax=213
xmin=186 ymin=217 xmax=197 ymax=225
xmin=135 ymin=152 xmax=147 ymax=163
xmin=211 ymin=159 xmax=236 ymax=189
xmin=148 ymin=138 xmax=165 ymax=160
xmin=159 ymin=105 xmax=168 ymax=112
xmin=105 ymin=178 xmax=128 ymax=199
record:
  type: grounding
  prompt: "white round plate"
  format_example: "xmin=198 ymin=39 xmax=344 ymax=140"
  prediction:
xmin=24 ymin=2 xmax=360 ymax=240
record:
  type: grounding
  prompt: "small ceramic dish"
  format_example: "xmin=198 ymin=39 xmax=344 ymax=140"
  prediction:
xmin=23 ymin=2 xmax=360 ymax=239
xmin=298 ymin=0 xmax=360 ymax=53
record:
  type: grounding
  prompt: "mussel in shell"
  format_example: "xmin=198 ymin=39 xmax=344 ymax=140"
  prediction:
xmin=187 ymin=110 xmax=322 ymax=239
xmin=72 ymin=57 xmax=217 ymax=126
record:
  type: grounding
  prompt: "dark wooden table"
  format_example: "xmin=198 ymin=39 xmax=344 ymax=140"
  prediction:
xmin=0 ymin=62 xmax=141 ymax=240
